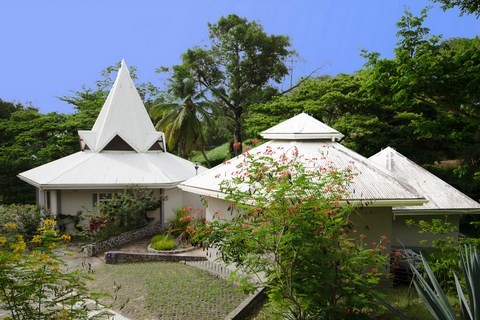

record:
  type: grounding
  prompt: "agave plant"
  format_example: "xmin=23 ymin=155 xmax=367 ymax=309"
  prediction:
xmin=375 ymin=246 xmax=480 ymax=320
xmin=411 ymin=246 xmax=480 ymax=320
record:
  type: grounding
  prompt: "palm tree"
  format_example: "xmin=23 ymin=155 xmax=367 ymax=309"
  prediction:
xmin=150 ymin=64 xmax=213 ymax=167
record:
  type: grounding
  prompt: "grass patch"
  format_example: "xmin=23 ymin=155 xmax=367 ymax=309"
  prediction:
xmin=151 ymin=233 xmax=176 ymax=250
xmin=88 ymin=262 xmax=247 ymax=319
xmin=191 ymin=142 xmax=231 ymax=167
xmin=246 ymin=286 xmax=435 ymax=319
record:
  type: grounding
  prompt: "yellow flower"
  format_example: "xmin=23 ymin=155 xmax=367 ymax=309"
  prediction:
xmin=4 ymin=222 xmax=17 ymax=230
xmin=42 ymin=219 xmax=56 ymax=229
xmin=10 ymin=241 xmax=26 ymax=253
xmin=0 ymin=236 xmax=6 ymax=245
xmin=31 ymin=235 xmax=43 ymax=245
xmin=61 ymin=234 xmax=71 ymax=242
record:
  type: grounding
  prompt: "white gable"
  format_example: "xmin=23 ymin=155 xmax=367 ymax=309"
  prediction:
xmin=369 ymin=147 xmax=480 ymax=213
xmin=78 ymin=60 xmax=163 ymax=153
xmin=261 ymin=113 xmax=344 ymax=141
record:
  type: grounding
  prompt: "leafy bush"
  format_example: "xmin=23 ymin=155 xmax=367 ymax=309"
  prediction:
xmin=0 ymin=219 xmax=100 ymax=319
xmin=151 ymin=233 xmax=176 ymax=251
xmin=405 ymin=217 xmax=480 ymax=291
xmin=379 ymin=246 xmax=480 ymax=320
xmin=196 ymin=151 xmax=387 ymax=319
xmin=88 ymin=186 xmax=163 ymax=240
xmin=0 ymin=204 xmax=51 ymax=239
xmin=168 ymin=207 xmax=205 ymax=246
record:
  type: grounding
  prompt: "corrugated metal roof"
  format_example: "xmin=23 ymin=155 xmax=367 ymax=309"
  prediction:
xmin=369 ymin=147 xmax=480 ymax=213
xmin=78 ymin=60 xmax=163 ymax=153
xmin=18 ymin=151 xmax=205 ymax=189
xmin=261 ymin=112 xmax=344 ymax=141
xmin=179 ymin=140 xmax=426 ymax=206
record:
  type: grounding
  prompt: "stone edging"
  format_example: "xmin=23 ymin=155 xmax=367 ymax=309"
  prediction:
xmin=104 ymin=251 xmax=207 ymax=264
xmin=81 ymin=221 xmax=162 ymax=257
xmin=147 ymin=244 xmax=198 ymax=254
xmin=224 ymin=287 xmax=267 ymax=320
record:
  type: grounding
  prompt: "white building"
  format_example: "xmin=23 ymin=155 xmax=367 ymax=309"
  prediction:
xmin=18 ymin=60 xmax=204 ymax=226
xmin=370 ymin=147 xmax=480 ymax=248
xmin=179 ymin=113 xmax=429 ymax=259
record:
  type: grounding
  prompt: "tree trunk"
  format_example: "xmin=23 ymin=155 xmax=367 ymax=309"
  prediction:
xmin=200 ymin=149 xmax=211 ymax=168
xmin=233 ymin=108 xmax=243 ymax=156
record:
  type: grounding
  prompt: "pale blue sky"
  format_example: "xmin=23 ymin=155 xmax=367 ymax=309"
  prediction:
xmin=0 ymin=0 xmax=478 ymax=113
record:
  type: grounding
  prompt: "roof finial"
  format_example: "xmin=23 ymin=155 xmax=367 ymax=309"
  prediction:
xmin=386 ymin=150 xmax=394 ymax=171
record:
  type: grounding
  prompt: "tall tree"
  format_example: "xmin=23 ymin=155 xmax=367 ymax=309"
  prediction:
xmin=0 ymin=107 xmax=79 ymax=204
xmin=180 ymin=14 xmax=294 ymax=155
xmin=150 ymin=64 xmax=213 ymax=166
xmin=429 ymin=0 xmax=480 ymax=17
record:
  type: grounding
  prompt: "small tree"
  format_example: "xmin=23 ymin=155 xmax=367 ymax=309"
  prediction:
xmin=0 ymin=219 xmax=99 ymax=319
xmin=93 ymin=186 xmax=163 ymax=239
xmin=196 ymin=148 xmax=388 ymax=319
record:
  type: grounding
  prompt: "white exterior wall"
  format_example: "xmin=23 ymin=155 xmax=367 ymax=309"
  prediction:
xmin=163 ymin=187 xmax=183 ymax=226
xmin=58 ymin=188 xmax=162 ymax=220
xmin=60 ymin=189 xmax=117 ymax=215
xmin=162 ymin=188 xmax=206 ymax=228
xmin=204 ymin=197 xmax=235 ymax=262
xmin=392 ymin=214 xmax=460 ymax=249
xmin=351 ymin=207 xmax=393 ymax=254
xmin=49 ymin=190 xmax=59 ymax=215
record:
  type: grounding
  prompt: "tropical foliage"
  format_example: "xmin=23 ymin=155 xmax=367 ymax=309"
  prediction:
xmin=150 ymin=64 xmax=213 ymax=164
xmin=195 ymin=149 xmax=388 ymax=319
xmin=177 ymin=14 xmax=294 ymax=155
xmin=411 ymin=246 xmax=480 ymax=320
xmin=0 ymin=219 xmax=99 ymax=319
xmin=90 ymin=187 xmax=163 ymax=239
xmin=429 ymin=0 xmax=480 ymax=16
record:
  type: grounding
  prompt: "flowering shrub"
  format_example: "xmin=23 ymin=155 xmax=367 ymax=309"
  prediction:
xmin=195 ymin=147 xmax=388 ymax=319
xmin=0 ymin=219 xmax=98 ymax=319
xmin=168 ymin=207 xmax=205 ymax=246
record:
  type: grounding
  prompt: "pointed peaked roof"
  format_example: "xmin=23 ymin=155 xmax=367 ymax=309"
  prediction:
xmin=18 ymin=60 xmax=204 ymax=190
xmin=369 ymin=147 xmax=480 ymax=213
xmin=78 ymin=60 xmax=162 ymax=153
xmin=261 ymin=113 xmax=344 ymax=141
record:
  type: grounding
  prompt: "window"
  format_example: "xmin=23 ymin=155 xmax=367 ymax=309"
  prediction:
xmin=92 ymin=193 xmax=114 ymax=208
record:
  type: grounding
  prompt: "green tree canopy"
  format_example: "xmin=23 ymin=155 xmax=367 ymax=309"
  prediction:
xmin=150 ymin=64 xmax=215 ymax=165
xmin=0 ymin=107 xmax=80 ymax=204
xmin=429 ymin=0 xmax=480 ymax=17
xmin=178 ymin=14 xmax=294 ymax=155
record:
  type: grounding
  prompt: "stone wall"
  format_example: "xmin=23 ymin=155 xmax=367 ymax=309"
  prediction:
xmin=81 ymin=221 xmax=162 ymax=257
xmin=104 ymin=251 xmax=207 ymax=264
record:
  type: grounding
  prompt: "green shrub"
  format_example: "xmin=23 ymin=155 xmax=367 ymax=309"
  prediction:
xmin=86 ymin=186 xmax=164 ymax=240
xmin=151 ymin=233 xmax=176 ymax=251
xmin=0 ymin=219 xmax=100 ymax=319
xmin=0 ymin=204 xmax=51 ymax=239
xmin=168 ymin=207 xmax=205 ymax=246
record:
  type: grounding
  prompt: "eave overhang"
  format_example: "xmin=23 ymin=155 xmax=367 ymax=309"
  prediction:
xmin=393 ymin=208 xmax=480 ymax=216
xmin=17 ymin=174 xmax=180 ymax=190
xmin=178 ymin=184 xmax=427 ymax=208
